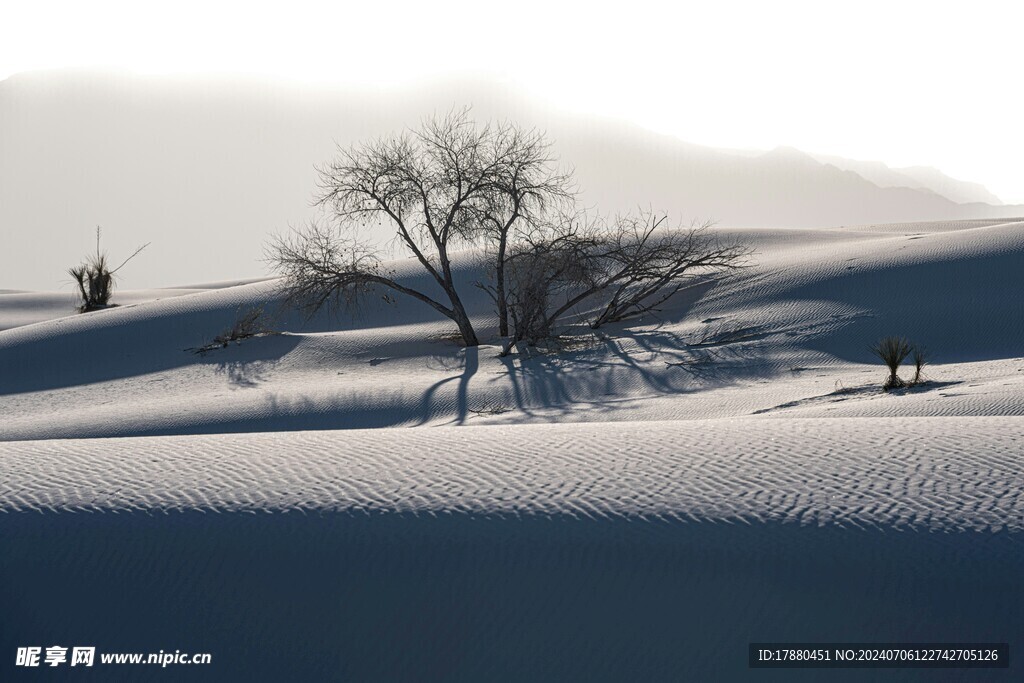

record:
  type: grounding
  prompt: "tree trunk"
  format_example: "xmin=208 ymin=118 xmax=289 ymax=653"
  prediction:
xmin=496 ymin=243 xmax=509 ymax=337
xmin=452 ymin=310 xmax=479 ymax=346
xmin=447 ymin=291 xmax=479 ymax=347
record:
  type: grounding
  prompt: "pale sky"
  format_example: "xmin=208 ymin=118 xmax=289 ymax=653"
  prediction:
xmin=2 ymin=0 xmax=1022 ymax=202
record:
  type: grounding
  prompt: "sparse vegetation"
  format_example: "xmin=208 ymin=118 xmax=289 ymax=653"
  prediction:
xmin=468 ymin=401 xmax=511 ymax=417
xmin=910 ymin=345 xmax=928 ymax=386
xmin=689 ymin=320 xmax=765 ymax=348
xmin=270 ymin=109 xmax=571 ymax=347
xmin=269 ymin=111 xmax=752 ymax=354
xmin=870 ymin=336 xmax=914 ymax=390
xmin=488 ymin=216 xmax=602 ymax=354
xmin=191 ymin=307 xmax=272 ymax=354
xmin=585 ymin=214 xmax=749 ymax=329
xmin=491 ymin=211 xmax=750 ymax=354
xmin=68 ymin=227 xmax=149 ymax=312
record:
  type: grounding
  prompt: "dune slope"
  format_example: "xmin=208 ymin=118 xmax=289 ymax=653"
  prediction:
xmin=2 ymin=219 xmax=1023 ymax=439
xmin=2 ymin=419 xmax=1021 ymax=682
xmin=2 ymin=219 xmax=1023 ymax=681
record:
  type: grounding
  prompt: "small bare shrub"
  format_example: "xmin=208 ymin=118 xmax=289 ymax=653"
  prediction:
xmin=191 ymin=307 xmax=271 ymax=354
xmin=689 ymin=321 xmax=764 ymax=347
xmin=468 ymin=401 xmax=511 ymax=417
xmin=216 ymin=307 xmax=267 ymax=344
xmin=489 ymin=211 xmax=751 ymax=356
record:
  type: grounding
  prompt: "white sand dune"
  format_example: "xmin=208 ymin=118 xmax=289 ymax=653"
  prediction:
xmin=2 ymin=218 xmax=1023 ymax=439
xmin=0 ymin=277 xmax=269 ymax=332
xmin=2 ymin=420 xmax=1021 ymax=682
xmin=3 ymin=418 xmax=1022 ymax=530
xmin=2 ymin=219 xmax=1022 ymax=681
xmin=0 ymin=287 xmax=210 ymax=331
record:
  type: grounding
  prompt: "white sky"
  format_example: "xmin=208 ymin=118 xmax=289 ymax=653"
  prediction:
xmin=3 ymin=0 xmax=1022 ymax=202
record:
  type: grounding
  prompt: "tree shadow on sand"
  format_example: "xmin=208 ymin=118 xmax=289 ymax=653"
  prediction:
xmin=482 ymin=322 xmax=777 ymax=420
xmin=415 ymin=346 xmax=480 ymax=425
xmin=215 ymin=359 xmax=279 ymax=388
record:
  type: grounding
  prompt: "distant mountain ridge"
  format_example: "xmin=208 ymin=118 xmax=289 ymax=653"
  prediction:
xmin=806 ymin=153 xmax=1004 ymax=205
xmin=1 ymin=69 xmax=1022 ymax=290
xmin=663 ymin=143 xmax=1006 ymax=207
xmin=552 ymin=131 xmax=1023 ymax=229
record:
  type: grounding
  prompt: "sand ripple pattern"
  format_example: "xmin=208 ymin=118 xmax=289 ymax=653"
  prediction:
xmin=2 ymin=417 xmax=1021 ymax=533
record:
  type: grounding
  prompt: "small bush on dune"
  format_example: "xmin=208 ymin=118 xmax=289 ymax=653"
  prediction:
xmin=68 ymin=227 xmax=149 ymax=312
xmin=910 ymin=345 xmax=928 ymax=386
xmin=870 ymin=336 xmax=913 ymax=390
xmin=215 ymin=307 xmax=267 ymax=345
xmin=191 ymin=307 xmax=273 ymax=354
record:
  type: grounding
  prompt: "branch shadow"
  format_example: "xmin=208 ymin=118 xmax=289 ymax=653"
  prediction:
xmin=415 ymin=346 xmax=480 ymax=426
xmin=484 ymin=320 xmax=777 ymax=419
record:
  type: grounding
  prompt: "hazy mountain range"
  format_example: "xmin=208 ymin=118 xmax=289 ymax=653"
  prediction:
xmin=2 ymin=69 xmax=1021 ymax=290
xmin=805 ymin=154 xmax=1004 ymax=205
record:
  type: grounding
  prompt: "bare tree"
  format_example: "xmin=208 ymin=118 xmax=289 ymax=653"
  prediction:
xmin=270 ymin=113 xmax=751 ymax=352
xmin=270 ymin=110 xmax=569 ymax=347
xmin=507 ymin=213 xmax=749 ymax=337
xmin=491 ymin=211 xmax=749 ymax=353
xmin=493 ymin=218 xmax=602 ymax=354
xmin=469 ymin=127 xmax=574 ymax=337
xmin=586 ymin=214 xmax=750 ymax=328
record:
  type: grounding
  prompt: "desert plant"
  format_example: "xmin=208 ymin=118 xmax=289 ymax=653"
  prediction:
xmin=586 ymin=214 xmax=750 ymax=328
xmin=270 ymin=113 xmax=752 ymax=352
xmin=910 ymin=345 xmax=928 ymax=385
xmin=491 ymin=211 xmax=750 ymax=351
xmin=468 ymin=128 xmax=575 ymax=338
xmin=191 ymin=307 xmax=271 ymax=354
xmin=215 ymin=307 xmax=267 ymax=345
xmin=468 ymin=401 xmax=511 ymax=417
xmin=68 ymin=227 xmax=149 ymax=312
xmin=871 ymin=336 xmax=913 ymax=390
xmin=270 ymin=109 xmax=571 ymax=347
xmin=492 ymin=220 xmax=602 ymax=355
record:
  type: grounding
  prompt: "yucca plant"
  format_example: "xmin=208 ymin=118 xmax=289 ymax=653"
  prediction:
xmin=69 ymin=227 xmax=149 ymax=312
xmin=910 ymin=345 xmax=928 ymax=386
xmin=870 ymin=336 xmax=913 ymax=390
